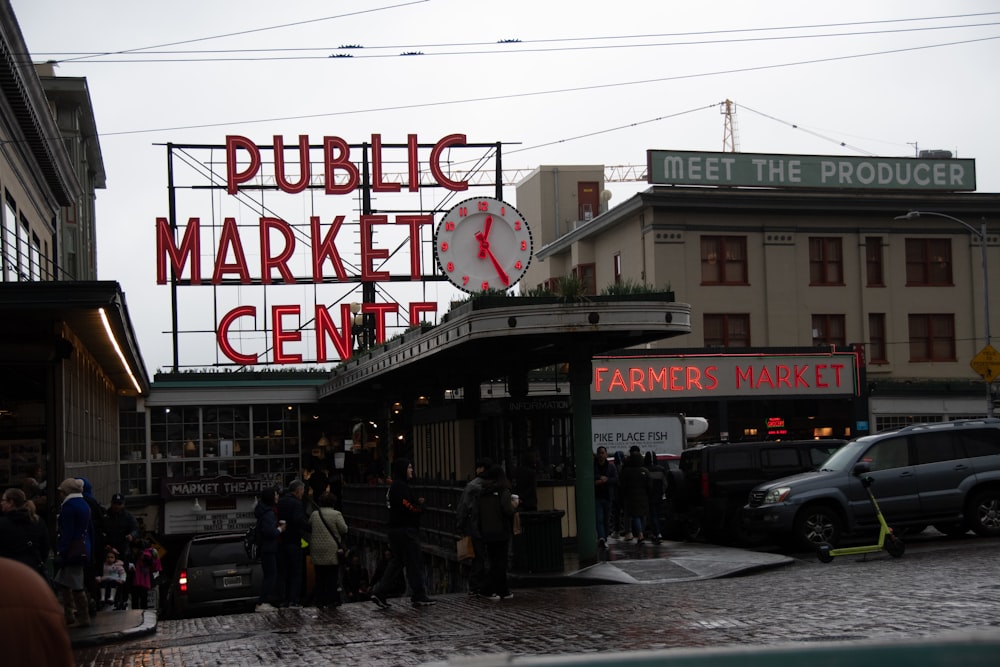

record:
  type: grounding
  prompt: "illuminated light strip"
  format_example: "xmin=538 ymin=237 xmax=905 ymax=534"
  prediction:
xmin=100 ymin=308 xmax=142 ymax=394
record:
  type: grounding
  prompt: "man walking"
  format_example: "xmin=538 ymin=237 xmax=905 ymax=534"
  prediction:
xmin=371 ymin=458 xmax=436 ymax=609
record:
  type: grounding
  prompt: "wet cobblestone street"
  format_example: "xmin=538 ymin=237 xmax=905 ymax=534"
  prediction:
xmin=75 ymin=536 xmax=1000 ymax=666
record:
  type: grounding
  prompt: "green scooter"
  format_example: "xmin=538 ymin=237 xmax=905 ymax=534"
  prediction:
xmin=817 ymin=465 xmax=905 ymax=563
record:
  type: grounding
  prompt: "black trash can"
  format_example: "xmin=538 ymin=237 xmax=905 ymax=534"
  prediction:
xmin=512 ymin=510 xmax=565 ymax=573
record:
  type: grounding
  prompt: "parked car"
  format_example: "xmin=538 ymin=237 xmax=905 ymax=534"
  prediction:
xmin=163 ymin=531 xmax=261 ymax=618
xmin=744 ymin=419 xmax=1000 ymax=549
xmin=675 ymin=439 xmax=847 ymax=545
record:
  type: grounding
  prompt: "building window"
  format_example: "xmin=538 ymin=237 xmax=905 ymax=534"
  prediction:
xmin=704 ymin=314 xmax=750 ymax=347
xmin=812 ymin=314 xmax=846 ymax=346
xmin=572 ymin=263 xmax=597 ymax=295
xmin=30 ymin=234 xmax=40 ymax=282
xmin=868 ymin=313 xmax=887 ymax=364
xmin=908 ymin=314 xmax=955 ymax=361
xmin=700 ymin=236 xmax=747 ymax=285
xmin=613 ymin=253 xmax=622 ymax=286
xmin=865 ymin=237 xmax=884 ymax=287
xmin=906 ymin=238 xmax=952 ymax=285
xmin=18 ymin=217 xmax=30 ymax=282
xmin=3 ymin=196 xmax=16 ymax=282
xmin=809 ymin=237 xmax=843 ymax=285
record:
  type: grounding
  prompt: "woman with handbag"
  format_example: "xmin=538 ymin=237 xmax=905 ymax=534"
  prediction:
xmin=53 ymin=478 xmax=94 ymax=627
xmin=308 ymin=491 xmax=349 ymax=609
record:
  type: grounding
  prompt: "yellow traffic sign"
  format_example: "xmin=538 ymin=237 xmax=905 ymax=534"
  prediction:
xmin=970 ymin=344 xmax=1000 ymax=383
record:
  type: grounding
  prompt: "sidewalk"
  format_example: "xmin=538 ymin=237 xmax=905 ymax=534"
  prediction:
xmin=69 ymin=537 xmax=792 ymax=648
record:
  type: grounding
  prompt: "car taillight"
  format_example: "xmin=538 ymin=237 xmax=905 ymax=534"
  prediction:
xmin=700 ymin=472 xmax=709 ymax=498
xmin=178 ymin=569 xmax=188 ymax=594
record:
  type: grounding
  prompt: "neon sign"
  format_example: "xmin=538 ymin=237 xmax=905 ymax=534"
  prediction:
xmin=157 ymin=133 xmax=489 ymax=366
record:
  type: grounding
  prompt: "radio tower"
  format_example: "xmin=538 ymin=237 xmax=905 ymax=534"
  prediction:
xmin=722 ymin=99 xmax=740 ymax=152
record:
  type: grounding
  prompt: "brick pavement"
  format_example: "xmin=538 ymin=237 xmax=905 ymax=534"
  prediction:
xmin=74 ymin=536 xmax=1000 ymax=666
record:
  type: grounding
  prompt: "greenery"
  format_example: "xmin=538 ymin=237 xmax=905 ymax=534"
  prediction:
xmin=600 ymin=279 xmax=672 ymax=296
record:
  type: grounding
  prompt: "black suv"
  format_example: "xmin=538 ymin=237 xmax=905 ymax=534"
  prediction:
xmin=744 ymin=419 xmax=1000 ymax=549
xmin=675 ymin=439 xmax=846 ymax=545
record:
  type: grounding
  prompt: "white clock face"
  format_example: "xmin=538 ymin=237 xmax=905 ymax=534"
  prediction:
xmin=435 ymin=196 xmax=534 ymax=293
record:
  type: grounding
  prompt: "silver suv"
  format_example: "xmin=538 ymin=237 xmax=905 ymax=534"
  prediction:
xmin=743 ymin=419 xmax=1000 ymax=549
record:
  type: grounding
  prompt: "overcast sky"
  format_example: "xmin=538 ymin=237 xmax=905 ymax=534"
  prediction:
xmin=11 ymin=1 xmax=1000 ymax=374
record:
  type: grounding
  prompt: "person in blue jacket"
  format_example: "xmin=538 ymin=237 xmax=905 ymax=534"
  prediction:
xmin=53 ymin=477 xmax=94 ymax=627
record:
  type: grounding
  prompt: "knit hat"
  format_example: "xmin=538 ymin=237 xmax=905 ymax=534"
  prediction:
xmin=58 ymin=478 xmax=84 ymax=494
xmin=111 ymin=493 xmax=125 ymax=505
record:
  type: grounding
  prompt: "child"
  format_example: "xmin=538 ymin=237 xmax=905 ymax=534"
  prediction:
xmin=127 ymin=541 xmax=162 ymax=610
xmin=96 ymin=548 xmax=126 ymax=606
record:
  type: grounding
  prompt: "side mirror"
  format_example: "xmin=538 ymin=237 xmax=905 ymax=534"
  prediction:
xmin=852 ymin=461 xmax=872 ymax=477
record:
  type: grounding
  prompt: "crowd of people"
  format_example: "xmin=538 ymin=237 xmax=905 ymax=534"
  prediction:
xmin=251 ymin=458 xmax=425 ymax=611
xmin=0 ymin=475 xmax=163 ymax=639
xmin=594 ymin=444 xmax=670 ymax=549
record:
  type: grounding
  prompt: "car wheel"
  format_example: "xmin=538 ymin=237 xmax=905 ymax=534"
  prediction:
xmin=794 ymin=504 xmax=842 ymax=549
xmin=933 ymin=522 xmax=969 ymax=537
xmin=968 ymin=488 xmax=1000 ymax=537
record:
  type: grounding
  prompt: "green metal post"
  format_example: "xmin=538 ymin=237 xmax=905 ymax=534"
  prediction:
xmin=570 ymin=356 xmax=597 ymax=566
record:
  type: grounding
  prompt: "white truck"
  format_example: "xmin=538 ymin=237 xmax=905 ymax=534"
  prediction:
xmin=591 ymin=414 xmax=692 ymax=458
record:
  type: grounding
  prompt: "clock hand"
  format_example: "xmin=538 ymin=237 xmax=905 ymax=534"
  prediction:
xmin=475 ymin=230 xmax=488 ymax=259
xmin=481 ymin=243 xmax=510 ymax=286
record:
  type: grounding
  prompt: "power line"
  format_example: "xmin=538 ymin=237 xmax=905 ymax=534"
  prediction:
xmin=93 ymin=34 xmax=1000 ymax=138
xmin=30 ymin=18 xmax=1000 ymax=63
xmin=48 ymin=0 xmax=430 ymax=64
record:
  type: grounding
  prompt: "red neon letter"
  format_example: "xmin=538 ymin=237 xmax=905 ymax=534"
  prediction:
xmin=430 ymin=133 xmax=469 ymax=192
xmin=594 ymin=367 xmax=609 ymax=392
xmin=407 ymin=134 xmax=420 ymax=192
xmin=218 ymin=306 xmax=258 ymax=364
xmin=360 ymin=215 xmax=390 ymax=281
xmin=271 ymin=305 xmax=302 ymax=364
xmin=408 ymin=301 xmax=437 ymax=326
xmin=371 ymin=134 xmax=401 ymax=193
xmin=212 ymin=218 xmax=252 ymax=284
xmin=361 ymin=302 xmax=399 ymax=345
xmin=315 ymin=303 xmax=354 ymax=362
xmin=273 ymin=135 xmax=311 ymax=194
xmin=815 ymin=364 xmax=829 ymax=388
xmin=626 ymin=368 xmax=643 ymax=392
xmin=156 ymin=217 xmax=201 ymax=285
xmin=396 ymin=215 xmax=433 ymax=278
xmin=260 ymin=217 xmax=296 ymax=284
xmin=310 ymin=216 xmax=349 ymax=282
xmin=226 ymin=136 xmax=261 ymax=195
xmin=323 ymin=136 xmax=359 ymax=195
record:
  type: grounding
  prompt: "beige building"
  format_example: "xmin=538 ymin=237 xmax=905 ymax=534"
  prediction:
xmin=517 ymin=162 xmax=1000 ymax=432
xmin=0 ymin=4 xmax=147 ymax=504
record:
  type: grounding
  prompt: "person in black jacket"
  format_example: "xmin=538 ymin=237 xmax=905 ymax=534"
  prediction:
xmin=619 ymin=446 xmax=651 ymax=544
xmin=0 ymin=488 xmax=49 ymax=577
xmin=478 ymin=465 xmax=519 ymax=600
xmin=370 ymin=458 xmax=436 ymax=609
xmin=254 ymin=487 xmax=283 ymax=611
xmin=275 ymin=480 xmax=310 ymax=608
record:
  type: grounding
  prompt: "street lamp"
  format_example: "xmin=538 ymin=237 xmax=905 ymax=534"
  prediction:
xmin=896 ymin=210 xmax=993 ymax=417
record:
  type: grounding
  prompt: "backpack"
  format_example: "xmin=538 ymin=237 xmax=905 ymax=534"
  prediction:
xmin=243 ymin=522 xmax=260 ymax=561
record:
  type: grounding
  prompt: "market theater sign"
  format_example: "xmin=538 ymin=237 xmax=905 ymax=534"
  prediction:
xmin=156 ymin=133 xmax=471 ymax=365
xmin=592 ymin=351 xmax=862 ymax=399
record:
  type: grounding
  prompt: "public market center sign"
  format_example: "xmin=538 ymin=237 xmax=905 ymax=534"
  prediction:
xmin=646 ymin=149 xmax=976 ymax=191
